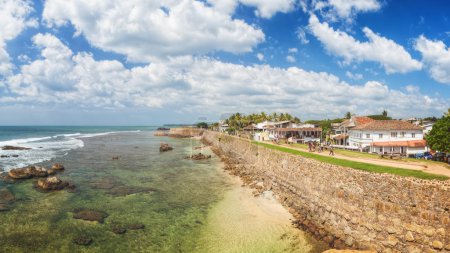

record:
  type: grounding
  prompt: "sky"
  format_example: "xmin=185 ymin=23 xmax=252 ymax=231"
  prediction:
xmin=0 ymin=0 xmax=449 ymax=125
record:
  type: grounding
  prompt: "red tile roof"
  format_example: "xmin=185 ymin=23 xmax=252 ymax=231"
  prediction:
xmin=371 ymin=140 xmax=426 ymax=147
xmin=352 ymin=120 xmax=422 ymax=131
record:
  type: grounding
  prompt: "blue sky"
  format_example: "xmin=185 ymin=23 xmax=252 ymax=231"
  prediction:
xmin=0 ymin=0 xmax=449 ymax=125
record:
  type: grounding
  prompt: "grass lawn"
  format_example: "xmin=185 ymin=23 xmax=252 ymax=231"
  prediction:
xmin=253 ymin=141 xmax=449 ymax=181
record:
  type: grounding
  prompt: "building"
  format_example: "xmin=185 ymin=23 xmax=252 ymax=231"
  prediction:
xmin=348 ymin=120 xmax=426 ymax=154
xmin=331 ymin=116 xmax=375 ymax=146
xmin=267 ymin=127 xmax=322 ymax=143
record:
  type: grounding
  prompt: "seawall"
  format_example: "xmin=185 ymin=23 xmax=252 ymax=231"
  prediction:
xmin=203 ymin=131 xmax=450 ymax=252
xmin=168 ymin=128 xmax=204 ymax=138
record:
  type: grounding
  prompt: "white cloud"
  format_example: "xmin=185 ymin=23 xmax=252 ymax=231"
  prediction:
xmin=296 ymin=27 xmax=310 ymax=44
xmin=43 ymin=0 xmax=265 ymax=62
xmin=4 ymin=34 xmax=447 ymax=119
xmin=346 ymin=71 xmax=363 ymax=80
xmin=208 ymin=0 xmax=296 ymax=18
xmin=288 ymin=48 xmax=299 ymax=53
xmin=0 ymin=0 xmax=36 ymax=76
xmin=286 ymin=55 xmax=296 ymax=63
xmin=309 ymin=14 xmax=423 ymax=74
xmin=414 ymin=35 xmax=450 ymax=85
xmin=314 ymin=0 xmax=381 ymax=22
xmin=405 ymin=85 xmax=419 ymax=93
xmin=256 ymin=53 xmax=264 ymax=61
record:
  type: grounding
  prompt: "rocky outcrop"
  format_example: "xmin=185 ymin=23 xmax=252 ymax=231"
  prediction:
xmin=203 ymin=131 xmax=450 ymax=253
xmin=36 ymin=177 xmax=72 ymax=191
xmin=159 ymin=143 xmax=173 ymax=152
xmin=8 ymin=166 xmax=48 ymax=179
xmin=154 ymin=130 xmax=169 ymax=136
xmin=73 ymin=209 xmax=108 ymax=223
xmin=1 ymin=146 xmax=31 ymax=150
xmin=185 ymin=153 xmax=211 ymax=160
xmin=51 ymin=163 xmax=64 ymax=171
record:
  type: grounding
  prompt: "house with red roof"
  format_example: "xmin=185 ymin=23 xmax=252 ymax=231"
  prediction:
xmin=331 ymin=116 xmax=375 ymax=147
xmin=348 ymin=120 xmax=426 ymax=154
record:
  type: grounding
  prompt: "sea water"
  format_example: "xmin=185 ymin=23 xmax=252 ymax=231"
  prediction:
xmin=0 ymin=129 xmax=327 ymax=252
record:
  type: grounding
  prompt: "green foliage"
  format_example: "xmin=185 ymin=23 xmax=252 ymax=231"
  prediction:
xmin=382 ymin=110 xmax=388 ymax=117
xmin=196 ymin=122 xmax=208 ymax=129
xmin=253 ymin=142 xmax=448 ymax=180
xmin=224 ymin=112 xmax=300 ymax=130
xmin=345 ymin=112 xmax=351 ymax=119
xmin=305 ymin=118 xmax=344 ymax=140
xmin=423 ymin=116 xmax=438 ymax=122
xmin=367 ymin=114 xmax=392 ymax=120
xmin=426 ymin=115 xmax=450 ymax=152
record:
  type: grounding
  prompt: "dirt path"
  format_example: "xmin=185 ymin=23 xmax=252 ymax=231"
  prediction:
xmin=278 ymin=144 xmax=450 ymax=178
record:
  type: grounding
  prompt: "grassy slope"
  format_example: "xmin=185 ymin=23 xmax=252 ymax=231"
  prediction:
xmin=254 ymin=142 xmax=448 ymax=181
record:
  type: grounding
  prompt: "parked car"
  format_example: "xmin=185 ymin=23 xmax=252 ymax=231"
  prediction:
xmin=446 ymin=154 xmax=450 ymax=164
xmin=414 ymin=152 xmax=433 ymax=160
xmin=432 ymin=152 xmax=447 ymax=162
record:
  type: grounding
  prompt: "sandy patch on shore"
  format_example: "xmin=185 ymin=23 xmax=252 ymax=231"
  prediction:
xmin=195 ymin=170 xmax=328 ymax=253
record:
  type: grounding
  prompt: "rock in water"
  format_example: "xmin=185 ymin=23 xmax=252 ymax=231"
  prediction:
xmin=73 ymin=236 xmax=92 ymax=246
xmin=51 ymin=163 xmax=65 ymax=171
xmin=1 ymin=146 xmax=31 ymax=150
xmin=159 ymin=143 xmax=173 ymax=152
xmin=36 ymin=177 xmax=70 ymax=191
xmin=185 ymin=153 xmax=212 ymax=160
xmin=128 ymin=223 xmax=145 ymax=230
xmin=73 ymin=209 xmax=108 ymax=223
xmin=112 ymin=226 xmax=127 ymax=234
xmin=8 ymin=168 xmax=32 ymax=179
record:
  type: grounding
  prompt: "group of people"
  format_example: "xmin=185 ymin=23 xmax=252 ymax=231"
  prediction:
xmin=308 ymin=142 xmax=334 ymax=156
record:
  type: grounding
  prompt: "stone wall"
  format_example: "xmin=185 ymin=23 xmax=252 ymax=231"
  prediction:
xmin=168 ymin=128 xmax=204 ymax=138
xmin=203 ymin=131 xmax=450 ymax=253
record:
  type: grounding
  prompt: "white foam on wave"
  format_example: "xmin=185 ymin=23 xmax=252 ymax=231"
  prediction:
xmin=0 ymin=130 xmax=142 ymax=171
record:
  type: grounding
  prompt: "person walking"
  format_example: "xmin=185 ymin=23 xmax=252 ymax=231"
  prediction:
xmin=329 ymin=145 xmax=334 ymax=156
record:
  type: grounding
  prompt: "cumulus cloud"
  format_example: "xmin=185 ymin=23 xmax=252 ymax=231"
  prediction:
xmin=256 ymin=53 xmax=264 ymax=61
xmin=414 ymin=35 xmax=450 ymax=85
xmin=286 ymin=55 xmax=296 ymax=63
xmin=3 ymin=33 xmax=446 ymax=119
xmin=346 ymin=71 xmax=363 ymax=80
xmin=42 ymin=0 xmax=265 ymax=62
xmin=309 ymin=14 xmax=423 ymax=74
xmin=0 ymin=0 xmax=37 ymax=76
xmin=208 ymin=0 xmax=296 ymax=18
xmin=296 ymin=27 xmax=310 ymax=44
xmin=314 ymin=0 xmax=381 ymax=22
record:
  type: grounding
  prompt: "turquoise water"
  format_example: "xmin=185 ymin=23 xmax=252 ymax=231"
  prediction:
xmin=0 ymin=131 xmax=326 ymax=252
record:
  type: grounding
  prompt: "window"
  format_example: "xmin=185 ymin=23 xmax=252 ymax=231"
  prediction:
xmin=379 ymin=134 xmax=383 ymax=139
xmin=391 ymin=132 xmax=397 ymax=138
xmin=412 ymin=133 xmax=416 ymax=138
xmin=400 ymin=132 xmax=405 ymax=137
xmin=366 ymin=134 xmax=370 ymax=138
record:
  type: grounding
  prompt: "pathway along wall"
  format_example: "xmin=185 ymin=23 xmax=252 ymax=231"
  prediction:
xmin=203 ymin=131 xmax=450 ymax=253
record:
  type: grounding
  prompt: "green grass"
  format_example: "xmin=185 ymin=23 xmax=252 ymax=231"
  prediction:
xmin=253 ymin=141 xmax=449 ymax=181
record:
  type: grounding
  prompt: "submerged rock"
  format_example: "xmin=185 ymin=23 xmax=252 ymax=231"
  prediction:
xmin=73 ymin=236 xmax=93 ymax=246
xmin=159 ymin=143 xmax=173 ymax=152
xmin=73 ymin=209 xmax=108 ymax=223
xmin=90 ymin=176 xmax=155 ymax=196
xmin=185 ymin=153 xmax=211 ymax=160
xmin=0 ymin=155 xmax=10 ymax=158
xmin=112 ymin=226 xmax=127 ymax=234
xmin=51 ymin=163 xmax=65 ymax=171
xmin=1 ymin=146 xmax=31 ymax=150
xmin=112 ymin=156 xmax=119 ymax=160
xmin=36 ymin=177 xmax=70 ymax=191
xmin=128 ymin=223 xmax=145 ymax=230
xmin=0 ymin=188 xmax=15 ymax=212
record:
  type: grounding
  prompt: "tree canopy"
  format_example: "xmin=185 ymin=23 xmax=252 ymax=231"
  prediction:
xmin=224 ymin=112 xmax=300 ymax=130
xmin=426 ymin=113 xmax=450 ymax=152
xmin=196 ymin=122 xmax=208 ymax=129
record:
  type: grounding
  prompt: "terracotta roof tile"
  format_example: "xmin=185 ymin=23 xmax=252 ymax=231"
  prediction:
xmin=372 ymin=140 xmax=426 ymax=147
xmin=352 ymin=120 xmax=422 ymax=131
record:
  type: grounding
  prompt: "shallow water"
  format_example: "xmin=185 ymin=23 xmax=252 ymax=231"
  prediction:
xmin=0 ymin=132 xmax=326 ymax=252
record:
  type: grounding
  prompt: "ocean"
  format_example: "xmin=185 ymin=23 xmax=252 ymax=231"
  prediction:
xmin=0 ymin=127 xmax=326 ymax=252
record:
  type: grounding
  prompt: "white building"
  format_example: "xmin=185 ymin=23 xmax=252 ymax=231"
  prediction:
xmin=348 ymin=120 xmax=426 ymax=154
xmin=331 ymin=116 xmax=374 ymax=146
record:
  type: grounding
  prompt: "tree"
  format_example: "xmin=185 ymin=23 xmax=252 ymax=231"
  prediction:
xmin=445 ymin=108 xmax=450 ymax=117
xmin=196 ymin=122 xmax=208 ymax=129
xmin=382 ymin=110 xmax=388 ymax=117
xmin=426 ymin=115 xmax=450 ymax=152
xmin=345 ymin=112 xmax=351 ymax=119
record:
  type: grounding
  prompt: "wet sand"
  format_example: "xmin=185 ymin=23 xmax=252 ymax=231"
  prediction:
xmin=196 ymin=168 xmax=328 ymax=253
